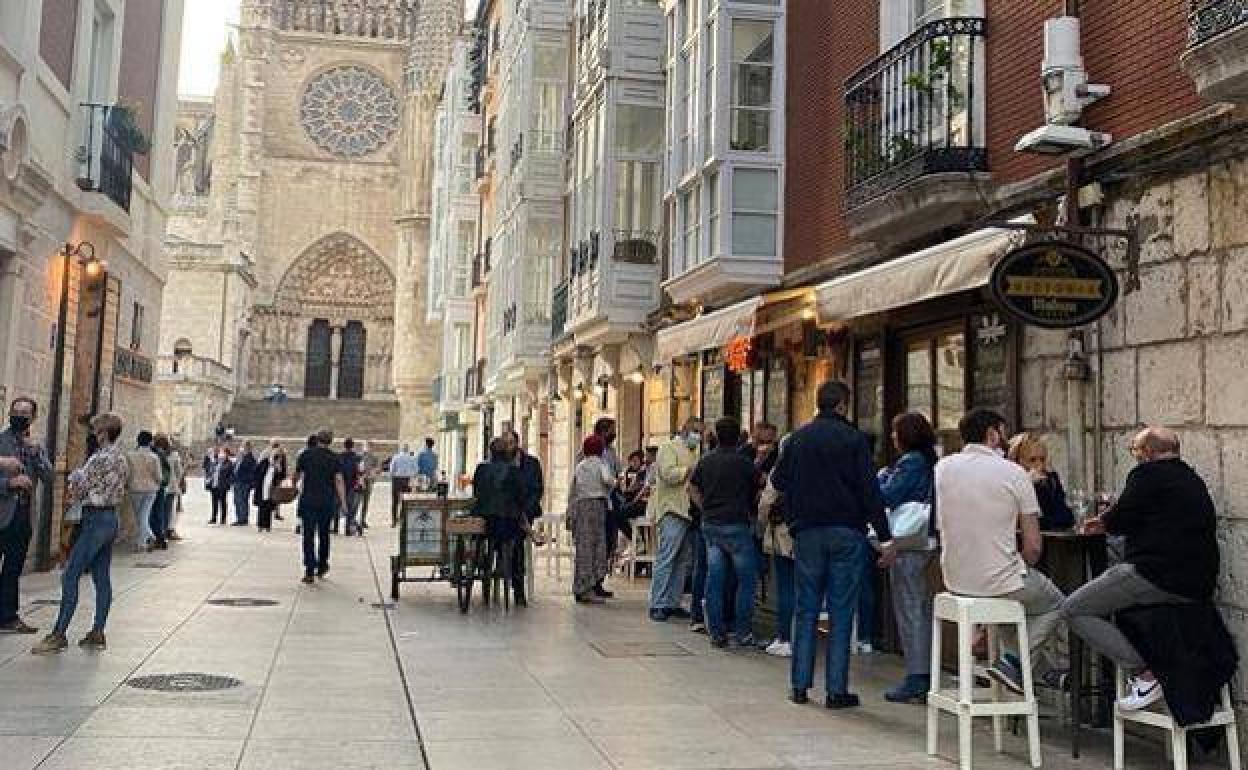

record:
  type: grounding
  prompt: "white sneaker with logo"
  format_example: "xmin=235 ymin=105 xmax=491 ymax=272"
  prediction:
xmin=1118 ymin=677 xmax=1164 ymax=711
xmin=765 ymin=640 xmax=793 ymax=657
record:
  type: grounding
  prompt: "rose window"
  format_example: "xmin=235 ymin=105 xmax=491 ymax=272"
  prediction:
xmin=299 ymin=66 xmax=400 ymax=158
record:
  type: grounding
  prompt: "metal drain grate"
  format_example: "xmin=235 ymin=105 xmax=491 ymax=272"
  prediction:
xmin=206 ymin=598 xmax=279 ymax=608
xmin=133 ymin=562 xmax=169 ymax=569
xmin=589 ymin=641 xmax=693 ymax=658
xmin=125 ymin=673 xmax=242 ymax=692
xmin=370 ymin=602 xmax=397 ymax=610
xmin=29 ymin=599 xmax=61 ymax=606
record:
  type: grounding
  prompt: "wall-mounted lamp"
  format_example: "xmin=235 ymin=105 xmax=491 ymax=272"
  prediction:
xmin=626 ymin=370 xmax=646 ymax=385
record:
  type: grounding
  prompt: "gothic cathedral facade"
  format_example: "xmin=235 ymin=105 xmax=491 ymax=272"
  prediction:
xmin=157 ymin=0 xmax=460 ymax=447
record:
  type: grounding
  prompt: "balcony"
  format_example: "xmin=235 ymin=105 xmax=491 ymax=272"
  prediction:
xmin=552 ymin=280 xmax=569 ymax=339
xmin=76 ymin=104 xmax=135 ymax=213
xmin=566 ymin=230 xmax=661 ymax=344
xmin=1182 ymin=0 xmax=1248 ymax=103
xmin=843 ymin=17 xmax=988 ymax=246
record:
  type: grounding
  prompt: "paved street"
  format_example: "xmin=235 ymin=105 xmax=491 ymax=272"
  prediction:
xmin=0 ymin=487 xmax=1212 ymax=769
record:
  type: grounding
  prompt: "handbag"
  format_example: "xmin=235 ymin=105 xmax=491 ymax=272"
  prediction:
xmin=272 ymin=479 xmax=298 ymax=505
xmin=887 ymin=501 xmax=932 ymax=551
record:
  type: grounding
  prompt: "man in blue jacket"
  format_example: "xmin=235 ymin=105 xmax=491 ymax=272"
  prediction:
xmin=772 ymin=381 xmax=896 ymax=709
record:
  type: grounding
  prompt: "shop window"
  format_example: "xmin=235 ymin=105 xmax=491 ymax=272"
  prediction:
xmin=731 ymin=168 xmax=777 ymax=257
xmin=730 ymin=20 xmax=773 ymax=152
xmin=903 ymin=327 xmax=965 ymax=453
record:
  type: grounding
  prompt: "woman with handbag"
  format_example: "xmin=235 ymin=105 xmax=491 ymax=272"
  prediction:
xmin=567 ymin=434 xmax=615 ymax=605
xmin=758 ymin=435 xmax=794 ymax=657
xmin=255 ymin=442 xmax=289 ymax=532
xmin=877 ymin=411 xmax=939 ymax=703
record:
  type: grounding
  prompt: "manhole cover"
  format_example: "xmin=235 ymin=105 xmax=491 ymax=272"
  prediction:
xmin=125 ymin=673 xmax=242 ymax=692
xmin=133 ymin=562 xmax=168 ymax=569
xmin=370 ymin=602 xmax=397 ymax=610
xmin=29 ymin=599 xmax=60 ymax=606
xmin=206 ymin=598 xmax=280 ymax=607
xmin=590 ymin=641 xmax=693 ymax=658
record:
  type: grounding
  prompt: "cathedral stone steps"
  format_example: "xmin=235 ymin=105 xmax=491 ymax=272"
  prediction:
xmin=222 ymin=398 xmax=401 ymax=445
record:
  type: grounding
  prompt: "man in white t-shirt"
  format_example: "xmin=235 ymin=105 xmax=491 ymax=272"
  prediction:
xmin=936 ymin=408 xmax=1065 ymax=695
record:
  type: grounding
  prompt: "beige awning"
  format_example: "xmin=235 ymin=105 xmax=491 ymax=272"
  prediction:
xmin=815 ymin=227 xmax=1024 ymax=324
xmin=654 ymin=295 xmax=764 ymax=364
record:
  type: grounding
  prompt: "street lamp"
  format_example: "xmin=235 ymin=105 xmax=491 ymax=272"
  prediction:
xmin=34 ymin=241 xmax=101 ymax=571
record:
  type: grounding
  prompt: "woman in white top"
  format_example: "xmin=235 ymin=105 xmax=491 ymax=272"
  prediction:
xmin=568 ymin=434 xmax=616 ymax=604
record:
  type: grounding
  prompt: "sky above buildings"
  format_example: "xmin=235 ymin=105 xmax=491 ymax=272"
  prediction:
xmin=177 ymin=0 xmax=479 ymax=97
xmin=178 ymin=0 xmax=241 ymax=97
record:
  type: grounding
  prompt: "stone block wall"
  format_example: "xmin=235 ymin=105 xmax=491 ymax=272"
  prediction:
xmin=1019 ymin=155 xmax=1248 ymax=701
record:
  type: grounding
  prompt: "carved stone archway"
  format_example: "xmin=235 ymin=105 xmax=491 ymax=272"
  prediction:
xmin=249 ymin=233 xmax=396 ymax=399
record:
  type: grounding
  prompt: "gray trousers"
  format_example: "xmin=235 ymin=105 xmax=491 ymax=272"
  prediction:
xmin=997 ymin=569 xmax=1066 ymax=665
xmin=891 ymin=550 xmax=935 ymax=678
xmin=1063 ymin=563 xmax=1189 ymax=671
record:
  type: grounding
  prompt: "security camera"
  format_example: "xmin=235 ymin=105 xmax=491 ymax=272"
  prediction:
xmin=1014 ymin=124 xmax=1111 ymax=157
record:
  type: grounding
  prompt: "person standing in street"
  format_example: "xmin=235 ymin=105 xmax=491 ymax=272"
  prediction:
xmin=125 ymin=431 xmax=162 ymax=551
xmin=646 ymin=417 xmax=703 ymax=622
xmin=568 ymin=435 xmax=615 ymax=605
xmin=338 ymin=438 xmax=362 ymax=536
xmin=472 ymin=437 xmax=528 ymax=605
xmin=688 ymin=417 xmax=760 ymax=648
xmin=772 ymin=381 xmax=897 ymax=709
xmin=32 ymin=413 xmax=128 ymax=654
xmin=207 ymin=447 xmax=234 ymax=525
xmin=232 ymin=441 xmax=258 ymax=526
xmin=0 ymin=397 xmax=53 ymax=635
xmin=416 ymin=437 xmax=438 ymax=489
xmin=149 ymin=434 xmax=174 ymax=549
xmin=508 ymin=429 xmax=544 ymax=604
xmin=357 ymin=441 xmax=380 ymax=530
xmin=254 ymin=441 xmax=288 ymax=533
xmin=389 ymin=443 xmax=417 ymax=527
xmin=293 ymin=429 xmax=346 ymax=583
xmin=936 ymin=408 xmax=1065 ymax=695
xmin=165 ymin=441 xmax=186 ymax=541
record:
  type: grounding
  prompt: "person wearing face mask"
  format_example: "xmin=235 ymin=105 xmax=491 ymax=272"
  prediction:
xmin=935 ymin=408 xmax=1066 ymax=696
xmin=0 ymin=397 xmax=53 ymax=635
xmin=646 ymin=417 xmax=704 ymax=622
xmin=32 ymin=413 xmax=128 ymax=654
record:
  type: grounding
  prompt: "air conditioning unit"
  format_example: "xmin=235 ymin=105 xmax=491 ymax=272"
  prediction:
xmin=1041 ymin=16 xmax=1111 ymax=126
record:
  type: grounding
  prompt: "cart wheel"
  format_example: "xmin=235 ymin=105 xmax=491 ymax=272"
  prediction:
xmin=453 ymin=536 xmax=473 ymax=613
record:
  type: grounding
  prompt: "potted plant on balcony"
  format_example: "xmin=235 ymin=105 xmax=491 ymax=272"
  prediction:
xmin=106 ymin=101 xmax=152 ymax=155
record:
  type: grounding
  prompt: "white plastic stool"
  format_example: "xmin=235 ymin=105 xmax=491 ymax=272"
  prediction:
xmin=927 ymin=592 xmax=1042 ymax=770
xmin=1113 ymin=667 xmax=1241 ymax=770
xmin=624 ymin=521 xmax=657 ymax=583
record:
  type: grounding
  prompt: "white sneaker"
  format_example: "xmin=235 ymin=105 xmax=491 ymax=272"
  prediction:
xmin=765 ymin=640 xmax=793 ymax=657
xmin=1118 ymin=677 xmax=1164 ymax=711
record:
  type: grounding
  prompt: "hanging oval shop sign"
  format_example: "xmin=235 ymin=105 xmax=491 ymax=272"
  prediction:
xmin=989 ymin=240 xmax=1119 ymax=329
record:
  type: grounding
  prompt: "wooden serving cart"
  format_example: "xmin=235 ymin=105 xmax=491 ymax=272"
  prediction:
xmin=390 ymin=494 xmax=488 ymax=612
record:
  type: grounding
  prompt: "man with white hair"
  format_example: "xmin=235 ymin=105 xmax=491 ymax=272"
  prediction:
xmin=1064 ymin=426 xmax=1220 ymax=711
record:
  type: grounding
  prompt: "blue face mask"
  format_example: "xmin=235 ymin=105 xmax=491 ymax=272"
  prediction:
xmin=684 ymin=433 xmax=701 ymax=449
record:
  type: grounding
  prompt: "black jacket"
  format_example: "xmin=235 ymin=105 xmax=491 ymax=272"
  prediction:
xmin=1034 ymin=471 xmax=1074 ymax=531
xmin=1118 ymin=603 xmax=1238 ymax=727
xmin=1104 ymin=458 xmax=1218 ymax=600
xmin=515 ymin=452 xmax=544 ymax=522
xmin=771 ymin=412 xmax=891 ymax=541
xmin=235 ymin=452 xmax=259 ymax=487
xmin=472 ymin=460 xmax=524 ymax=539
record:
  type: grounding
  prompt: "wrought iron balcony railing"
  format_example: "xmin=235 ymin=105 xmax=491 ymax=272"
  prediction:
xmin=76 ymin=104 xmax=134 ymax=213
xmin=612 ymin=229 xmax=660 ymax=264
xmin=552 ymin=281 xmax=569 ymax=338
xmin=843 ymin=17 xmax=988 ymax=210
xmin=1189 ymin=0 xmax=1248 ymax=46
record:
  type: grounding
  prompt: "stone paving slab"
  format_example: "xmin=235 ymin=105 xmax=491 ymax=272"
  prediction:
xmin=0 ymin=487 xmax=425 ymax=770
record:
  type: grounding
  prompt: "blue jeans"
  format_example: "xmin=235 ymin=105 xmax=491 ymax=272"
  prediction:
xmin=857 ymin=545 xmax=877 ymax=645
xmin=773 ymin=554 xmax=795 ymax=643
xmin=129 ymin=490 xmax=156 ymax=546
xmin=54 ymin=508 xmax=118 ymax=635
xmin=792 ymin=526 xmax=868 ymax=696
xmin=149 ymin=491 xmax=171 ymax=543
xmin=648 ymin=513 xmax=693 ymax=611
xmin=299 ymin=504 xmax=332 ymax=575
xmin=690 ymin=526 xmax=707 ymax=622
xmin=232 ymin=483 xmax=251 ymax=524
xmin=703 ymin=522 xmax=758 ymax=642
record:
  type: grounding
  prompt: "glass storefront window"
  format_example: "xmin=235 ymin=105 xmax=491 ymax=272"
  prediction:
xmin=903 ymin=327 xmax=967 ymax=454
